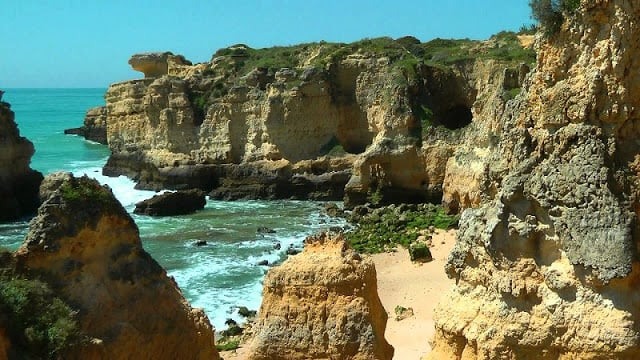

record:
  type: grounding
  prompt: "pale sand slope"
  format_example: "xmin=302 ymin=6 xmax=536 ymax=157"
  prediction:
xmin=220 ymin=229 xmax=456 ymax=360
xmin=372 ymin=229 xmax=456 ymax=360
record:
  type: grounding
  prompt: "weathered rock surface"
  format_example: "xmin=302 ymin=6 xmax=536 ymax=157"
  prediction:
xmin=128 ymin=52 xmax=192 ymax=78
xmin=14 ymin=173 xmax=219 ymax=359
xmin=0 ymin=100 xmax=43 ymax=221
xmin=247 ymin=233 xmax=393 ymax=360
xmin=429 ymin=2 xmax=640 ymax=358
xmin=64 ymin=106 xmax=108 ymax=144
xmin=94 ymin=36 xmax=531 ymax=203
xmin=134 ymin=189 xmax=206 ymax=216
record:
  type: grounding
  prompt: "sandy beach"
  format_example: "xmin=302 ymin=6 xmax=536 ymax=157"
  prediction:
xmin=372 ymin=229 xmax=456 ymax=359
xmin=220 ymin=229 xmax=456 ymax=359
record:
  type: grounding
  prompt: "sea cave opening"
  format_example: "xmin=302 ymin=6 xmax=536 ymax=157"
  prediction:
xmin=440 ymin=104 xmax=472 ymax=130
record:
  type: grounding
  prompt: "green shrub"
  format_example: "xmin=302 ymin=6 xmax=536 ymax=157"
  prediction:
xmin=60 ymin=178 xmax=112 ymax=205
xmin=530 ymin=0 xmax=580 ymax=36
xmin=216 ymin=339 xmax=240 ymax=351
xmin=503 ymin=87 xmax=522 ymax=101
xmin=0 ymin=277 xmax=82 ymax=358
xmin=345 ymin=204 xmax=459 ymax=253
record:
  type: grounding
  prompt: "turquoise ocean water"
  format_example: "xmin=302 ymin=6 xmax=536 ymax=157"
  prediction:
xmin=0 ymin=88 xmax=346 ymax=329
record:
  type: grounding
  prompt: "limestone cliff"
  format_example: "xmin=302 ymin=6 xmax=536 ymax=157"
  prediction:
xmin=247 ymin=233 xmax=393 ymax=360
xmin=96 ymin=35 xmax=533 ymax=202
xmin=430 ymin=1 xmax=640 ymax=358
xmin=14 ymin=173 xmax=219 ymax=359
xmin=0 ymin=99 xmax=43 ymax=221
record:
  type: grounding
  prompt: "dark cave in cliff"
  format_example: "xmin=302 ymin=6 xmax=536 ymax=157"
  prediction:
xmin=441 ymin=104 xmax=472 ymax=130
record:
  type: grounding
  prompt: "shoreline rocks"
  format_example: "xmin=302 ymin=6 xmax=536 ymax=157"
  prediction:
xmin=64 ymin=106 xmax=108 ymax=144
xmin=13 ymin=173 xmax=219 ymax=359
xmin=247 ymin=233 xmax=394 ymax=359
xmin=0 ymin=99 xmax=43 ymax=222
xmin=134 ymin=189 xmax=206 ymax=216
xmin=87 ymin=35 xmax=532 ymax=204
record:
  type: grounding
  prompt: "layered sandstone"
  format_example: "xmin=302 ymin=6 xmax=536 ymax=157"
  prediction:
xmin=247 ymin=233 xmax=393 ymax=360
xmin=0 ymin=99 xmax=43 ymax=221
xmin=430 ymin=1 xmax=640 ymax=358
xmin=96 ymin=36 xmax=532 ymax=203
xmin=14 ymin=173 xmax=219 ymax=359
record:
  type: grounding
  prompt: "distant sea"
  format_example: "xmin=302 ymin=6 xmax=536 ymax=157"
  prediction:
xmin=0 ymin=88 xmax=345 ymax=329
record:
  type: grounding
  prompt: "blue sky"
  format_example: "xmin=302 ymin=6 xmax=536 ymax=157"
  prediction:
xmin=1 ymin=0 xmax=534 ymax=88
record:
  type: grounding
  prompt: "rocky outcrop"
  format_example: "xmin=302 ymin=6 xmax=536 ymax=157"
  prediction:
xmin=430 ymin=1 xmax=640 ymax=358
xmin=95 ymin=35 xmax=532 ymax=203
xmin=134 ymin=189 xmax=206 ymax=216
xmin=128 ymin=52 xmax=193 ymax=78
xmin=14 ymin=173 xmax=219 ymax=359
xmin=247 ymin=233 xmax=393 ymax=360
xmin=64 ymin=106 xmax=108 ymax=144
xmin=0 ymin=99 xmax=43 ymax=221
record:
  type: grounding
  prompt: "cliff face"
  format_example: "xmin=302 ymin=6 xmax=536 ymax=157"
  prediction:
xmin=247 ymin=233 xmax=393 ymax=360
xmin=14 ymin=173 xmax=219 ymax=359
xmin=99 ymin=36 xmax=532 ymax=202
xmin=0 ymin=100 xmax=43 ymax=221
xmin=430 ymin=1 xmax=640 ymax=358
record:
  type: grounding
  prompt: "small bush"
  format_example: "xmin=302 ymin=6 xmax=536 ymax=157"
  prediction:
xmin=216 ymin=339 xmax=240 ymax=351
xmin=60 ymin=178 xmax=112 ymax=205
xmin=0 ymin=277 xmax=82 ymax=358
xmin=530 ymin=0 xmax=580 ymax=36
xmin=503 ymin=87 xmax=522 ymax=101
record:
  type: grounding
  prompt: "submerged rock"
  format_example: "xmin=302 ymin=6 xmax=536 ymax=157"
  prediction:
xmin=14 ymin=174 xmax=219 ymax=359
xmin=247 ymin=233 xmax=393 ymax=360
xmin=134 ymin=189 xmax=206 ymax=216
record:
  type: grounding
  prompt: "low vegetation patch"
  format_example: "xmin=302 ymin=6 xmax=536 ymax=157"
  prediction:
xmin=216 ymin=339 xmax=240 ymax=352
xmin=344 ymin=204 xmax=459 ymax=254
xmin=60 ymin=177 xmax=113 ymax=205
xmin=0 ymin=254 xmax=83 ymax=358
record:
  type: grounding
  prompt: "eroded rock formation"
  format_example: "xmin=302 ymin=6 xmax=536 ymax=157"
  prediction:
xmin=247 ymin=233 xmax=393 ymax=360
xmin=128 ymin=52 xmax=193 ymax=78
xmin=95 ymin=35 xmax=532 ymax=203
xmin=0 ymin=99 xmax=43 ymax=221
xmin=429 ymin=1 xmax=640 ymax=358
xmin=64 ymin=106 xmax=108 ymax=144
xmin=14 ymin=173 xmax=219 ymax=359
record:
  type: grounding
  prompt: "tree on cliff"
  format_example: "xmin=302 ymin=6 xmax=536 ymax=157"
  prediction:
xmin=529 ymin=0 xmax=580 ymax=35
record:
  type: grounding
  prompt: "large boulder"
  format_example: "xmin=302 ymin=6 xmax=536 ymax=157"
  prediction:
xmin=134 ymin=189 xmax=206 ymax=216
xmin=247 ymin=233 xmax=393 ymax=360
xmin=0 ymin=100 xmax=43 ymax=221
xmin=14 ymin=174 xmax=219 ymax=359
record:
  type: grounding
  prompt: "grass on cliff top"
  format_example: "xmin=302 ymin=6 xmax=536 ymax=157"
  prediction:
xmin=210 ymin=30 xmax=536 ymax=77
xmin=0 ymin=252 xmax=83 ymax=358
xmin=344 ymin=204 xmax=459 ymax=254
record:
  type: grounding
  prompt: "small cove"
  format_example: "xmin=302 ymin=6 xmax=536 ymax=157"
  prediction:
xmin=0 ymin=88 xmax=347 ymax=328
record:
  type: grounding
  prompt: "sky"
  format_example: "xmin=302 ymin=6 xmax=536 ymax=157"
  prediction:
xmin=1 ymin=0 xmax=535 ymax=88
